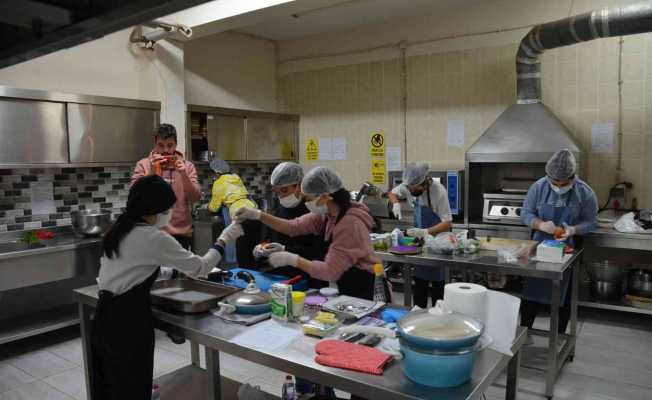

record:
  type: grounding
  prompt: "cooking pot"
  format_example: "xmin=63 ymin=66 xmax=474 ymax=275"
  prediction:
xmin=337 ymin=301 xmax=485 ymax=387
xmin=219 ymin=274 xmax=271 ymax=314
xmin=591 ymin=280 xmax=622 ymax=300
xmin=71 ymin=209 xmax=112 ymax=236
xmin=587 ymin=261 xmax=626 ymax=283
xmin=628 ymin=268 xmax=652 ymax=298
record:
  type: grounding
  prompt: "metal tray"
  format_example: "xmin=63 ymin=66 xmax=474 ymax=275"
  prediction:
xmin=150 ymin=278 xmax=241 ymax=313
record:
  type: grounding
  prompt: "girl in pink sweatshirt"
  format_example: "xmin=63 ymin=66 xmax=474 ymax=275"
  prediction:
xmin=235 ymin=166 xmax=386 ymax=300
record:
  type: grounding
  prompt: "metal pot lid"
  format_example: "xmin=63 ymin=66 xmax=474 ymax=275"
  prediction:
xmin=398 ymin=302 xmax=483 ymax=342
xmin=226 ymin=282 xmax=270 ymax=307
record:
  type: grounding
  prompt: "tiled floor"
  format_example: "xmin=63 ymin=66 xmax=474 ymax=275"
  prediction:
xmin=1 ymin=308 xmax=651 ymax=400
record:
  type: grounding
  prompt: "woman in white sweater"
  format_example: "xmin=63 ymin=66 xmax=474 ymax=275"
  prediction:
xmin=91 ymin=175 xmax=242 ymax=400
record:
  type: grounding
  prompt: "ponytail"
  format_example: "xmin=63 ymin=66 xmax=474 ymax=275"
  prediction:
xmin=102 ymin=213 xmax=141 ymax=259
xmin=331 ymin=188 xmax=352 ymax=224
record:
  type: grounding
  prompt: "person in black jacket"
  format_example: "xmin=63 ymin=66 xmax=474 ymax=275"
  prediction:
xmin=266 ymin=162 xmax=328 ymax=289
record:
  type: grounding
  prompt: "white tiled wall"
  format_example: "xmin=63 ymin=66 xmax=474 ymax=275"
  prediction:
xmin=277 ymin=0 xmax=652 ymax=208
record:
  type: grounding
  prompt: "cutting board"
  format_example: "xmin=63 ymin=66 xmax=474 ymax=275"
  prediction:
xmin=478 ymin=237 xmax=538 ymax=253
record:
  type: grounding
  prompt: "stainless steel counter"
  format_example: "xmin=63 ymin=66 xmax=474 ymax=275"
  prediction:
xmin=0 ymin=234 xmax=101 ymax=261
xmin=75 ymin=285 xmax=527 ymax=400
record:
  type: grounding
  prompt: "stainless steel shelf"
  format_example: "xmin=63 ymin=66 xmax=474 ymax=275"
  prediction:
xmin=578 ymin=299 xmax=652 ymax=315
xmin=0 ymin=304 xmax=78 ymax=345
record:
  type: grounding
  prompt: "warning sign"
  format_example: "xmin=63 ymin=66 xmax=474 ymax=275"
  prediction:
xmin=305 ymin=138 xmax=319 ymax=161
xmin=371 ymin=158 xmax=386 ymax=185
xmin=370 ymin=131 xmax=385 ymax=158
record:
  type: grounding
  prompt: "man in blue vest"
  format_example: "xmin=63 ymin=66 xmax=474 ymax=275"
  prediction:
xmin=388 ymin=162 xmax=452 ymax=308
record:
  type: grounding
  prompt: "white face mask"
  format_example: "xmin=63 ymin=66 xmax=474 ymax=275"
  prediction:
xmin=279 ymin=193 xmax=302 ymax=208
xmin=549 ymin=178 xmax=573 ymax=196
xmin=155 ymin=210 xmax=172 ymax=228
xmin=305 ymin=198 xmax=328 ymax=215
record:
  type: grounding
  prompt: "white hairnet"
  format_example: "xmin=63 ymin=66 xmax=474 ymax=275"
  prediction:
xmin=301 ymin=166 xmax=343 ymax=197
xmin=210 ymin=158 xmax=230 ymax=174
xmin=270 ymin=162 xmax=303 ymax=186
xmin=545 ymin=149 xmax=577 ymax=180
xmin=402 ymin=162 xmax=429 ymax=186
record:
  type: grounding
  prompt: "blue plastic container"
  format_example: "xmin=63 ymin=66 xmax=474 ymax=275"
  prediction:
xmin=400 ymin=338 xmax=478 ymax=388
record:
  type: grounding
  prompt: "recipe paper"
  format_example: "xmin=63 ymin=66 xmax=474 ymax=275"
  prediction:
xmin=332 ymin=137 xmax=347 ymax=160
xmin=231 ymin=319 xmax=303 ymax=352
xmin=447 ymin=120 xmax=465 ymax=148
xmin=386 ymin=146 xmax=401 ymax=171
xmin=591 ymin=123 xmax=615 ymax=153
xmin=30 ymin=182 xmax=56 ymax=216
xmin=319 ymin=137 xmax=333 ymax=160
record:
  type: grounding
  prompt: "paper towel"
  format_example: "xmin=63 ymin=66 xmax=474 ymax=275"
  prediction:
xmin=444 ymin=282 xmax=520 ymax=356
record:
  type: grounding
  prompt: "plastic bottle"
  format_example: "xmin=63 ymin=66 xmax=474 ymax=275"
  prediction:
xmin=281 ymin=375 xmax=297 ymax=400
xmin=373 ymin=263 xmax=387 ymax=302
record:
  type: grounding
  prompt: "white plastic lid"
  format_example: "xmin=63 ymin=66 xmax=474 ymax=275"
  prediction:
xmin=319 ymin=287 xmax=339 ymax=297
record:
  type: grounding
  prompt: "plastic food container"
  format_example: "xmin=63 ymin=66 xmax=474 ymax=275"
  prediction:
xmin=292 ymin=291 xmax=305 ymax=317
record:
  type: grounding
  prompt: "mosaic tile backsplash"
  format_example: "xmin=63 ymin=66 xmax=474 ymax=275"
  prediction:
xmin=0 ymin=162 xmax=275 ymax=233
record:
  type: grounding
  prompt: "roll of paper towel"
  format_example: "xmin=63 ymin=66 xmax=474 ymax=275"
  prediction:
xmin=444 ymin=283 xmax=487 ymax=323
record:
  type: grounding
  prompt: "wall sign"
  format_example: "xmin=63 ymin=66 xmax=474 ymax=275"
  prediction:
xmin=305 ymin=138 xmax=319 ymax=161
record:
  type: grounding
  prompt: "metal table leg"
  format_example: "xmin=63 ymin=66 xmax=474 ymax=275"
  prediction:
xmin=505 ymin=342 xmax=521 ymax=400
xmin=191 ymin=341 xmax=200 ymax=367
xmin=546 ymin=280 xmax=561 ymax=399
xmin=206 ymin=347 xmax=222 ymax=400
xmin=79 ymin=302 xmax=96 ymax=400
xmin=569 ymin=262 xmax=579 ymax=361
xmin=403 ymin=265 xmax=413 ymax=307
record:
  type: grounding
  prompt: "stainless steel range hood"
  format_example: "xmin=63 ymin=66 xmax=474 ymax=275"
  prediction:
xmin=467 ymin=2 xmax=652 ymax=164
xmin=466 ymin=103 xmax=580 ymax=163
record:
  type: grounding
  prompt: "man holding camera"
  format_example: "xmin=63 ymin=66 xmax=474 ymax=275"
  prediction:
xmin=131 ymin=123 xmax=202 ymax=249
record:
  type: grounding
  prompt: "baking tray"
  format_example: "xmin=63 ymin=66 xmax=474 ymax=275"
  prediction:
xmin=150 ymin=278 xmax=241 ymax=313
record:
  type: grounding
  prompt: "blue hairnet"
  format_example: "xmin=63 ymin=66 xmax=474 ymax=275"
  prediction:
xmin=545 ymin=149 xmax=576 ymax=180
xmin=301 ymin=166 xmax=343 ymax=197
xmin=402 ymin=162 xmax=429 ymax=186
xmin=209 ymin=159 xmax=230 ymax=174
xmin=270 ymin=162 xmax=303 ymax=186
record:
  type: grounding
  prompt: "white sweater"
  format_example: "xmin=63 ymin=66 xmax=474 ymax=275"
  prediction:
xmin=98 ymin=224 xmax=220 ymax=295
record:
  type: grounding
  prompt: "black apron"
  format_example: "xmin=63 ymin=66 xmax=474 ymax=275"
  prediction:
xmin=91 ymin=268 xmax=160 ymax=400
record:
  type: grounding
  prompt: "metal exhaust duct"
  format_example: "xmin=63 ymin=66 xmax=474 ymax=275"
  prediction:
xmin=466 ymin=2 xmax=652 ymax=163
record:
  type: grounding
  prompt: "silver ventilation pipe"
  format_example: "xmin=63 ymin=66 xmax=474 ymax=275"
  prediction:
xmin=517 ymin=2 xmax=652 ymax=104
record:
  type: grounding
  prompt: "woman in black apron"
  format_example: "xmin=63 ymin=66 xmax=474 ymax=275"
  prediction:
xmin=92 ymin=175 xmax=243 ymax=400
xmin=235 ymin=166 xmax=388 ymax=300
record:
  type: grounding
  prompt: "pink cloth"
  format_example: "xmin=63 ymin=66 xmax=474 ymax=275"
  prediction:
xmin=315 ymin=340 xmax=392 ymax=375
xmin=287 ymin=203 xmax=379 ymax=281
xmin=131 ymin=151 xmax=201 ymax=236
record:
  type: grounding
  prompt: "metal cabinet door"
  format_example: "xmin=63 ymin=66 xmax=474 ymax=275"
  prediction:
xmin=0 ymin=99 xmax=68 ymax=164
xmin=207 ymin=114 xmax=246 ymax=161
xmin=246 ymin=117 xmax=296 ymax=160
xmin=68 ymin=103 xmax=158 ymax=163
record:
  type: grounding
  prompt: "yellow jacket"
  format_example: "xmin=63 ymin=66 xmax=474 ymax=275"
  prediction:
xmin=208 ymin=174 xmax=257 ymax=219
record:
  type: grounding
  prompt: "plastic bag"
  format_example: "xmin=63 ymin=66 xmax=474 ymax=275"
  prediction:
xmin=425 ymin=232 xmax=460 ymax=254
xmin=458 ymin=238 xmax=480 ymax=254
xmin=614 ymin=212 xmax=649 ymax=233
xmin=496 ymin=244 xmax=530 ymax=263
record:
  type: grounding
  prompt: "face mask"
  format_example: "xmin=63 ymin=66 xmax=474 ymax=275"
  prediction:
xmin=279 ymin=193 xmax=301 ymax=208
xmin=305 ymin=198 xmax=328 ymax=215
xmin=549 ymin=178 xmax=573 ymax=195
xmin=155 ymin=210 xmax=171 ymax=228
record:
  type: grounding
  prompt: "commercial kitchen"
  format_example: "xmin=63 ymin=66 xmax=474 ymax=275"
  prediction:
xmin=1 ymin=1 xmax=652 ymax=400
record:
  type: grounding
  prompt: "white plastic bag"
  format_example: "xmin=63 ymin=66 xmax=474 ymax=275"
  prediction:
xmin=496 ymin=244 xmax=530 ymax=263
xmin=614 ymin=212 xmax=648 ymax=233
xmin=425 ymin=232 xmax=459 ymax=254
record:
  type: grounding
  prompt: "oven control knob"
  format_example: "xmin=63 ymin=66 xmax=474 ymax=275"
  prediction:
xmin=500 ymin=207 xmax=509 ymax=215
xmin=515 ymin=208 xmax=521 ymax=216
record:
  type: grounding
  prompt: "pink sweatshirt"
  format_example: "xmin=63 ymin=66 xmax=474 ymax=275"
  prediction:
xmin=288 ymin=202 xmax=379 ymax=282
xmin=131 ymin=151 xmax=201 ymax=237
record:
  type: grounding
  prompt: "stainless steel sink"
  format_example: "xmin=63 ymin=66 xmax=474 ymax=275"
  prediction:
xmin=0 ymin=241 xmax=46 ymax=253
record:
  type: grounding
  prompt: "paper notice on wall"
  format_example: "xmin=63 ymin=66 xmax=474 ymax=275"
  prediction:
xmin=30 ymin=182 xmax=55 ymax=216
xmin=332 ymin=137 xmax=347 ymax=160
xmin=305 ymin=138 xmax=319 ymax=161
xmin=447 ymin=120 xmax=465 ymax=148
xmin=386 ymin=146 xmax=401 ymax=171
xmin=591 ymin=123 xmax=615 ymax=153
xmin=319 ymin=137 xmax=333 ymax=160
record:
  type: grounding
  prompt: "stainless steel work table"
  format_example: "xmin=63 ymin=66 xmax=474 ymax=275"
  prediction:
xmin=74 ymin=285 xmax=526 ymax=400
xmin=375 ymin=249 xmax=582 ymax=400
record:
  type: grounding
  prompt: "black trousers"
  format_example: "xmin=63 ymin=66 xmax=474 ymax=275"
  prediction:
xmin=171 ymin=234 xmax=192 ymax=250
xmin=520 ymin=272 xmax=573 ymax=334
xmin=236 ymin=220 xmax=262 ymax=268
xmin=413 ymin=278 xmax=445 ymax=308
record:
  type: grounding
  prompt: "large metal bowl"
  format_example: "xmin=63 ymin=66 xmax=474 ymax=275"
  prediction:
xmin=587 ymin=261 xmax=626 ymax=282
xmin=71 ymin=209 xmax=112 ymax=236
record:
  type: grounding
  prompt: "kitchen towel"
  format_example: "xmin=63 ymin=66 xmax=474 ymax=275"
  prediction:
xmin=444 ymin=282 xmax=520 ymax=356
xmin=315 ymin=340 xmax=393 ymax=375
